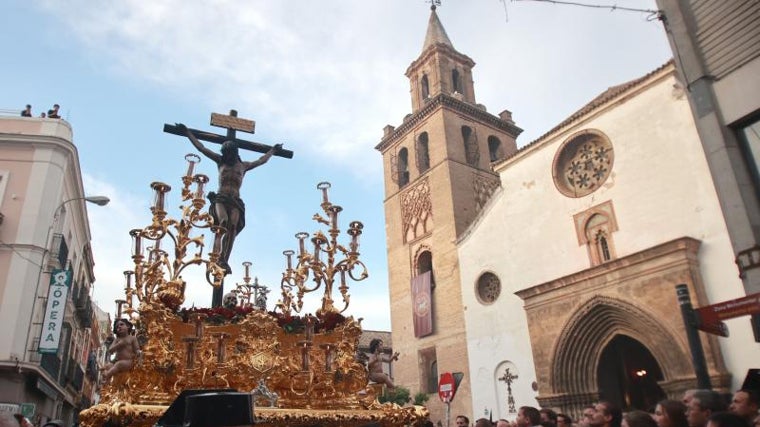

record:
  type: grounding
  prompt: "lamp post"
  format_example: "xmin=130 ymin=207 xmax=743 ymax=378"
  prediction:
xmin=26 ymin=195 xmax=110 ymax=364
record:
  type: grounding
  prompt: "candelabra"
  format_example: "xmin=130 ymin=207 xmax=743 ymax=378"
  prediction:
xmin=233 ymin=261 xmax=270 ymax=310
xmin=119 ymin=153 xmax=227 ymax=316
xmin=278 ymin=182 xmax=368 ymax=316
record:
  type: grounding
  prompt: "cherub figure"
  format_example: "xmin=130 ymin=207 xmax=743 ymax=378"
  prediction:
xmin=101 ymin=318 xmax=140 ymax=381
xmin=367 ymin=338 xmax=399 ymax=389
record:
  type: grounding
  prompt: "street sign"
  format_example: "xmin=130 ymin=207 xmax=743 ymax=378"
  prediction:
xmin=439 ymin=372 xmax=457 ymax=403
xmin=695 ymin=292 xmax=760 ymax=337
xmin=697 ymin=293 xmax=760 ymax=321
xmin=20 ymin=403 xmax=35 ymax=418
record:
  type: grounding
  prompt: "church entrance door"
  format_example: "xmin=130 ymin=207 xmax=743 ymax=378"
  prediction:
xmin=596 ymin=334 xmax=666 ymax=411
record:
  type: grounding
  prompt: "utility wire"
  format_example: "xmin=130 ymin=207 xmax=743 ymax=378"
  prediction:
xmin=0 ymin=240 xmax=44 ymax=269
xmin=513 ymin=0 xmax=663 ymax=21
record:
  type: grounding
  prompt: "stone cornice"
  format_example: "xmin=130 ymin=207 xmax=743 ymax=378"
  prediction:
xmin=375 ymin=94 xmax=523 ymax=152
xmin=514 ymin=236 xmax=702 ymax=302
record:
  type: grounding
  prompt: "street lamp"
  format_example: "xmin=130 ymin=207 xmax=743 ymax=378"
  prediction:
xmin=25 ymin=195 xmax=110 ymax=364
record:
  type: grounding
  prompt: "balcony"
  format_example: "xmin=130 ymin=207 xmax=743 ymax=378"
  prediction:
xmin=64 ymin=358 xmax=85 ymax=392
xmin=75 ymin=292 xmax=92 ymax=328
xmin=40 ymin=353 xmax=61 ymax=380
xmin=50 ymin=233 xmax=69 ymax=269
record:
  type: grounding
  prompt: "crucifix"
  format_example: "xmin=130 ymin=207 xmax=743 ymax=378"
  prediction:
xmin=498 ymin=367 xmax=519 ymax=414
xmin=164 ymin=110 xmax=293 ymax=307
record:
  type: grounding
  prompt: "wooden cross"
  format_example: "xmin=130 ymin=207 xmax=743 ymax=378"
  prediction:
xmin=498 ymin=368 xmax=519 ymax=413
xmin=163 ymin=109 xmax=294 ymax=159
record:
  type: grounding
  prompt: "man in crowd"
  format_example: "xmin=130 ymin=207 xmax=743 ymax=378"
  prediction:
xmin=496 ymin=419 xmax=510 ymax=427
xmin=728 ymin=389 xmax=759 ymax=425
xmin=556 ymin=413 xmax=573 ymax=427
xmin=541 ymin=409 xmax=558 ymax=427
xmin=579 ymin=405 xmax=596 ymax=427
xmin=456 ymin=415 xmax=471 ymax=427
xmin=516 ymin=406 xmax=541 ymax=427
xmin=589 ymin=401 xmax=622 ymax=427
xmin=686 ymin=390 xmax=726 ymax=427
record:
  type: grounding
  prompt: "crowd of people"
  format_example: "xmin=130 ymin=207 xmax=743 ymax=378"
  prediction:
xmin=0 ymin=413 xmax=64 ymax=427
xmin=19 ymin=104 xmax=60 ymax=119
xmin=434 ymin=389 xmax=759 ymax=427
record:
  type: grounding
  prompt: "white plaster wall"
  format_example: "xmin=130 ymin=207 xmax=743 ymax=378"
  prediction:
xmin=459 ymin=70 xmax=757 ymax=414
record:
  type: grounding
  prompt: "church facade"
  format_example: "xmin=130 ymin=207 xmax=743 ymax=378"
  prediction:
xmin=378 ymin=6 xmax=757 ymax=423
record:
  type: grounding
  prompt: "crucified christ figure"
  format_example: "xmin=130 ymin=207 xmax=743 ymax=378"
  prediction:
xmin=176 ymin=123 xmax=281 ymax=275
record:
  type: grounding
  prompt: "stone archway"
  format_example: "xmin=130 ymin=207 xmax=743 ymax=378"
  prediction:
xmin=545 ymin=296 xmax=691 ymax=415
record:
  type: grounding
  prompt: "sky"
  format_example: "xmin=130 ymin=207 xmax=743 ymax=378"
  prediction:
xmin=2 ymin=0 xmax=672 ymax=331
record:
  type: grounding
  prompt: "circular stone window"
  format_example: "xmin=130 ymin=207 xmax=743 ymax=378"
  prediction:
xmin=476 ymin=272 xmax=501 ymax=305
xmin=553 ymin=130 xmax=614 ymax=198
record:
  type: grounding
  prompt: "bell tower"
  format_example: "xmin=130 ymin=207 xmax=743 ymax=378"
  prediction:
xmin=376 ymin=5 xmax=522 ymax=421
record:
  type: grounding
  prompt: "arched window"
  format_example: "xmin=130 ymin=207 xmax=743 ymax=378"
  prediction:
xmin=416 ymin=132 xmax=430 ymax=173
xmin=488 ymin=136 xmax=503 ymax=162
xmin=417 ymin=250 xmax=434 ymax=285
xmin=452 ymin=69 xmax=461 ymax=93
xmin=585 ymin=213 xmax=616 ymax=266
xmin=462 ymin=126 xmax=479 ymax=166
xmin=398 ymin=148 xmax=409 ymax=187
xmin=421 ymin=74 xmax=430 ymax=100
xmin=428 ymin=359 xmax=439 ymax=393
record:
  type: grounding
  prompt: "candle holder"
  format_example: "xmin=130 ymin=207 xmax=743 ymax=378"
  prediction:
xmin=277 ymin=182 xmax=368 ymax=316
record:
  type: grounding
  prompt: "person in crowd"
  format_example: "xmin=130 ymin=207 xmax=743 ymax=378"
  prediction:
xmin=705 ymin=412 xmax=750 ymax=427
xmin=47 ymin=104 xmax=60 ymax=119
xmin=542 ymin=409 xmax=558 ymax=427
xmin=12 ymin=414 xmax=33 ymax=427
xmin=557 ymin=414 xmax=573 ymax=427
xmin=729 ymin=389 xmax=759 ymax=425
xmin=579 ymin=405 xmax=597 ymax=427
xmin=496 ymin=419 xmax=510 ymax=427
xmin=21 ymin=105 xmax=32 ymax=117
xmin=622 ymin=411 xmax=658 ymax=427
xmin=589 ymin=401 xmax=622 ymax=427
xmin=654 ymin=399 xmax=689 ymax=427
xmin=475 ymin=419 xmax=493 ymax=427
xmin=686 ymin=390 xmax=727 ymax=427
xmin=456 ymin=415 xmax=471 ymax=427
xmin=517 ymin=407 xmax=542 ymax=427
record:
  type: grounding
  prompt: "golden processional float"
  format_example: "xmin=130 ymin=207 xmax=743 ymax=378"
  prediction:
xmin=79 ymin=153 xmax=426 ymax=427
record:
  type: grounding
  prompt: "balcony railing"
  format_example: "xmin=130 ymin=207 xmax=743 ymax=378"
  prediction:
xmin=50 ymin=233 xmax=69 ymax=269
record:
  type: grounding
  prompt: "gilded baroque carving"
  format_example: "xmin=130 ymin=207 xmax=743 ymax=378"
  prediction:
xmin=80 ymin=157 xmax=426 ymax=427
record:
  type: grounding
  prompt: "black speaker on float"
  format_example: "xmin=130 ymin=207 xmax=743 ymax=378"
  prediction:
xmin=184 ymin=392 xmax=254 ymax=427
xmin=156 ymin=389 xmax=236 ymax=427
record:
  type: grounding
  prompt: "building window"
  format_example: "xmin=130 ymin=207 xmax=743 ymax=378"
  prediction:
xmin=419 ymin=347 xmax=438 ymax=393
xmin=462 ymin=126 xmax=479 ymax=166
xmin=585 ymin=214 xmax=616 ymax=266
xmin=421 ymin=74 xmax=430 ymax=100
xmin=452 ymin=69 xmax=461 ymax=93
xmin=398 ymin=148 xmax=410 ymax=187
xmin=476 ymin=272 xmax=501 ymax=304
xmin=488 ymin=136 xmax=503 ymax=162
xmin=573 ymin=200 xmax=619 ymax=267
xmin=416 ymin=132 xmax=431 ymax=173
xmin=553 ymin=129 xmax=614 ymax=198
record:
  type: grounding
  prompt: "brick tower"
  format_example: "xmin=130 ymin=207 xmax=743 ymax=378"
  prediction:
xmin=375 ymin=5 xmax=522 ymax=422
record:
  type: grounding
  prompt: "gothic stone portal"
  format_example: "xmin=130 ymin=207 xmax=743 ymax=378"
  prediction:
xmin=515 ymin=237 xmax=731 ymax=418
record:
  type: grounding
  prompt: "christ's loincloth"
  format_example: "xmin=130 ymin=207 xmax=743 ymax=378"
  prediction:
xmin=207 ymin=191 xmax=246 ymax=234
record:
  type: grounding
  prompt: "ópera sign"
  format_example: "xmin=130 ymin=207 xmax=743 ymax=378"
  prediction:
xmin=38 ymin=269 xmax=71 ymax=354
